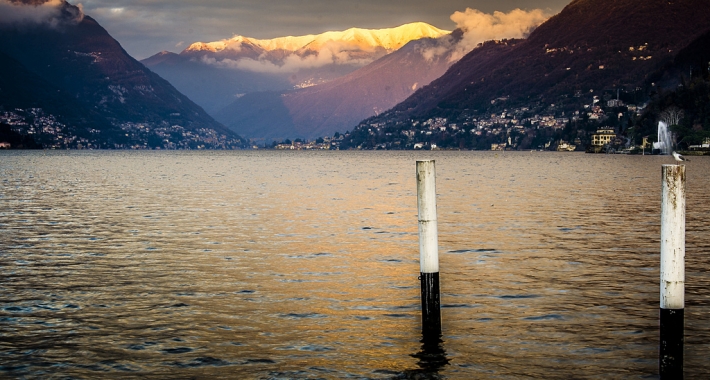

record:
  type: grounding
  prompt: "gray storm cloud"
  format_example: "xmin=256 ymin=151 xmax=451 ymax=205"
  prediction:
xmin=0 ymin=0 xmax=84 ymax=27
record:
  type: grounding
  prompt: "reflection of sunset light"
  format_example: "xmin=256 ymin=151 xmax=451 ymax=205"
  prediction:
xmin=4 ymin=151 xmax=710 ymax=377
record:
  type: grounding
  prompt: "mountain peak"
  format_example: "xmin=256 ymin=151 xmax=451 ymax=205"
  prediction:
xmin=183 ymin=22 xmax=450 ymax=54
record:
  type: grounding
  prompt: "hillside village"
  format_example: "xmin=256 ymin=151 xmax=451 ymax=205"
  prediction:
xmin=261 ymin=99 xmax=710 ymax=154
xmin=264 ymin=88 xmax=655 ymax=152
xmin=1 ymin=109 xmax=96 ymax=149
xmin=0 ymin=109 xmax=242 ymax=150
xmin=3 ymin=1 xmax=710 ymax=152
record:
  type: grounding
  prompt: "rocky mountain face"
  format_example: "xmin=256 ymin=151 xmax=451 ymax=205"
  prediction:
xmin=0 ymin=0 xmax=239 ymax=148
xmin=213 ymin=31 xmax=463 ymax=140
xmin=141 ymin=23 xmax=451 ymax=115
xmin=373 ymin=0 xmax=710 ymax=123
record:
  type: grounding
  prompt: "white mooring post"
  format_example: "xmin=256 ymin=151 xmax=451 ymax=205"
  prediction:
xmin=416 ymin=160 xmax=441 ymax=336
xmin=660 ymin=164 xmax=685 ymax=379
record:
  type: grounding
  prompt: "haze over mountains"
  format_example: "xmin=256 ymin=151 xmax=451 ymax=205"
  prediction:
xmin=142 ymin=22 xmax=452 ymax=118
xmin=213 ymin=31 xmax=463 ymax=140
xmin=143 ymin=8 xmax=548 ymax=140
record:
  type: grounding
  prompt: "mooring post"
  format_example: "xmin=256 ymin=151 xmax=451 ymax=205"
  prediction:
xmin=660 ymin=164 xmax=685 ymax=379
xmin=416 ymin=160 xmax=441 ymax=336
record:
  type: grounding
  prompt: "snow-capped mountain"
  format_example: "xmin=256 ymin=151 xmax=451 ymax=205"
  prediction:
xmin=141 ymin=22 xmax=450 ymax=114
xmin=183 ymin=22 xmax=450 ymax=55
xmin=213 ymin=31 xmax=463 ymax=140
xmin=363 ymin=0 xmax=710 ymax=141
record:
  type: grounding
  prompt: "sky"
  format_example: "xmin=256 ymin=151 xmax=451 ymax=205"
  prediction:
xmin=73 ymin=0 xmax=573 ymax=60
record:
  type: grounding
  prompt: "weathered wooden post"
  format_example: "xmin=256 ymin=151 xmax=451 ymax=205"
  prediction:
xmin=416 ymin=160 xmax=441 ymax=336
xmin=660 ymin=164 xmax=685 ymax=379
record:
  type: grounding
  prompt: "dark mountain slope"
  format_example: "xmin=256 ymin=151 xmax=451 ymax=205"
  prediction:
xmin=378 ymin=0 xmax=710 ymax=121
xmin=651 ymin=28 xmax=710 ymax=88
xmin=0 ymin=49 xmax=124 ymax=145
xmin=0 ymin=0 xmax=236 ymax=144
xmin=382 ymin=39 xmax=522 ymax=117
xmin=0 ymin=51 xmax=109 ymax=127
xmin=631 ymin=29 xmax=710 ymax=147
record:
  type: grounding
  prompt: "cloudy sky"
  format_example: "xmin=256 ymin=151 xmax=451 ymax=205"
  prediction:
xmin=76 ymin=0 xmax=572 ymax=60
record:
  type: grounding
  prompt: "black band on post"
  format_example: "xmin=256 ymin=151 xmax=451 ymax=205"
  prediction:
xmin=420 ymin=272 xmax=441 ymax=336
xmin=659 ymin=308 xmax=684 ymax=379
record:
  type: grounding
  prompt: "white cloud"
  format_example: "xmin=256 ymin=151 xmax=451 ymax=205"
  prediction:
xmin=416 ymin=39 xmax=456 ymax=63
xmin=448 ymin=8 xmax=549 ymax=61
xmin=66 ymin=0 xmax=570 ymax=60
xmin=200 ymin=8 xmax=549 ymax=74
xmin=202 ymin=39 xmax=381 ymax=73
xmin=416 ymin=8 xmax=549 ymax=64
xmin=0 ymin=0 xmax=84 ymax=27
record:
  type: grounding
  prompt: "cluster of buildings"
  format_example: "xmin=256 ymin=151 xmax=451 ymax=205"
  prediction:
xmin=343 ymin=91 xmax=650 ymax=151
xmin=689 ymin=138 xmax=710 ymax=150
xmin=270 ymin=135 xmax=345 ymax=150
xmin=353 ymin=112 xmax=569 ymax=150
xmin=1 ymin=108 xmax=97 ymax=149
xmin=0 ymin=108 xmax=243 ymax=150
xmin=117 ymin=123 xmax=242 ymax=150
xmin=468 ymin=110 xmax=568 ymax=130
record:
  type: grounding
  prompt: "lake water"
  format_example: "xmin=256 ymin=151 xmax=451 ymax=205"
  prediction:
xmin=1 ymin=150 xmax=709 ymax=379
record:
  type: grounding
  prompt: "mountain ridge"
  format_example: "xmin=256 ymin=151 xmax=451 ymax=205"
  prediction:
xmin=336 ymin=0 xmax=710 ymax=151
xmin=213 ymin=31 xmax=463 ymax=140
xmin=141 ymin=22 xmax=452 ymax=115
xmin=183 ymin=22 xmax=451 ymax=55
xmin=0 ymin=0 xmax=241 ymax=148
xmin=373 ymin=0 xmax=710 ymax=122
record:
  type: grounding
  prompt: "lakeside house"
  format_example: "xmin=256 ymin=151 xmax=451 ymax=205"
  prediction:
xmin=688 ymin=137 xmax=710 ymax=151
xmin=591 ymin=127 xmax=616 ymax=146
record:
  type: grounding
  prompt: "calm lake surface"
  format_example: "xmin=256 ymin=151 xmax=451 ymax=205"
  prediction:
xmin=1 ymin=150 xmax=709 ymax=379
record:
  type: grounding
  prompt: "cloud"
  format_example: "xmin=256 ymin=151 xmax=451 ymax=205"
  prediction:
xmin=201 ymin=38 xmax=385 ymax=73
xmin=416 ymin=39 xmax=456 ymax=63
xmin=414 ymin=8 xmax=549 ymax=64
xmin=202 ymin=41 xmax=377 ymax=74
xmin=448 ymin=8 xmax=549 ymax=61
xmin=0 ymin=0 xmax=84 ymax=27
xmin=200 ymin=8 xmax=549 ymax=74
xmin=78 ymin=0 xmax=570 ymax=60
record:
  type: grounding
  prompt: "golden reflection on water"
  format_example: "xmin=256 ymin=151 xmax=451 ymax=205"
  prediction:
xmin=1 ymin=150 xmax=709 ymax=378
